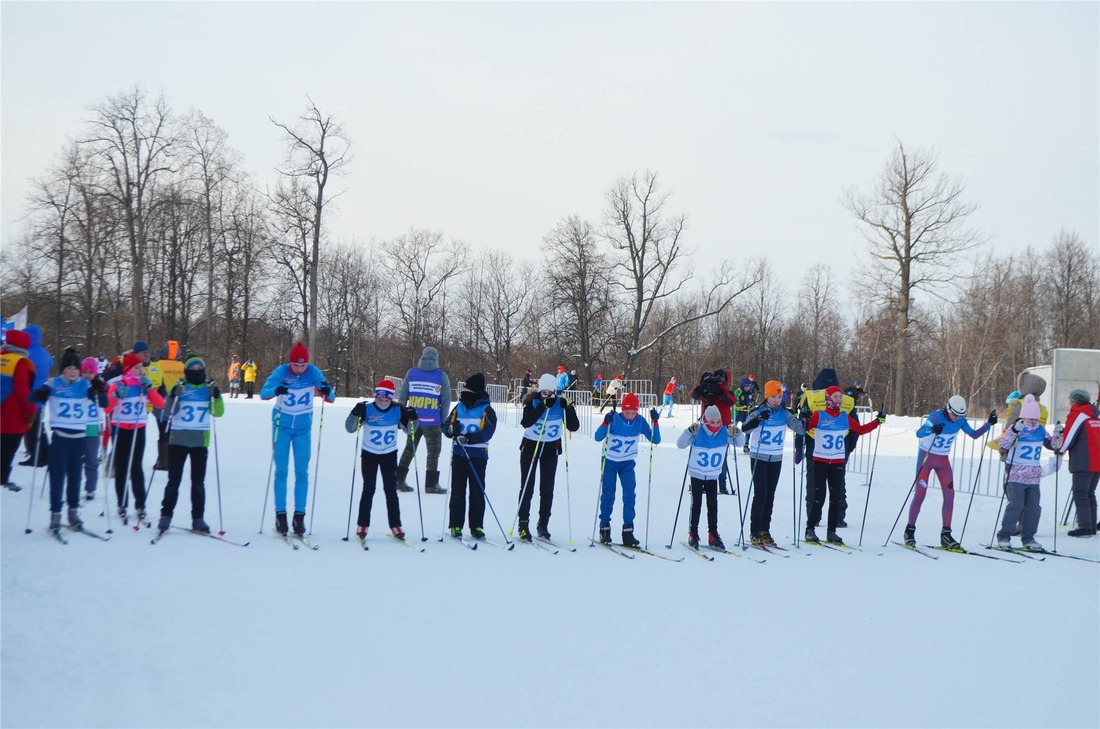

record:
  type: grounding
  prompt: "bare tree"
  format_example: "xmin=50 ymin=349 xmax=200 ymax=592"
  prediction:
xmin=843 ymin=141 xmax=983 ymax=414
xmin=603 ymin=171 xmax=760 ymax=376
xmin=1041 ymin=229 xmax=1100 ymax=350
xmin=270 ymin=99 xmax=351 ymax=352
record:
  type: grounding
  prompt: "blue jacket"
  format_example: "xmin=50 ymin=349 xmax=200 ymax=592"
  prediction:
xmin=24 ymin=325 xmax=53 ymax=396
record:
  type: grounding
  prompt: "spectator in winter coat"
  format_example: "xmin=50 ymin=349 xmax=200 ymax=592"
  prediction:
xmin=519 ymin=370 xmax=534 ymax=401
xmin=101 ymin=339 xmax=152 ymax=383
xmin=19 ymin=324 xmax=53 ymax=467
xmin=741 ymin=380 xmax=805 ymax=545
xmin=690 ymin=369 xmax=737 ymax=494
xmin=905 ymin=396 xmax=996 ymax=549
xmin=105 ymin=353 xmax=165 ymax=523
xmin=677 ymin=405 xmax=742 ymax=550
xmin=396 ymin=346 xmax=452 ymax=495
xmin=803 ymin=386 xmax=883 ymax=544
xmin=1059 ymin=388 xmax=1100 ymax=537
xmin=735 ymin=375 xmax=758 ymax=430
xmin=1 ymin=330 xmax=38 ymax=490
xmin=241 ymin=358 xmax=258 ymax=398
xmin=992 ymin=372 xmax=1049 ymax=459
xmin=227 ymin=355 xmax=242 ymax=398
xmin=443 ymin=372 xmax=497 ymax=540
xmin=260 ymin=342 xmax=334 ymax=537
xmin=595 ymin=393 xmax=660 ymax=547
xmin=517 ymin=374 xmax=580 ymax=541
xmin=996 ymin=395 xmax=1062 ymax=551
xmin=147 ymin=340 xmax=184 ymax=471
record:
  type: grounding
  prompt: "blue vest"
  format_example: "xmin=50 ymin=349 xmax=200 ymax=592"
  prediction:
xmin=453 ymin=400 xmax=491 ymax=454
xmin=814 ymin=410 xmax=848 ymax=460
xmin=46 ymin=376 xmax=92 ymax=432
xmin=171 ymin=384 xmax=215 ymax=432
xmin=524 ymin=400 xmax=565 ymax=442
xmin=406 ymin=368 xmax=444 ymax=426
xmin=361 ymin=402 xmax=402 ymax=454
xmin=687 ymin=425 xmax=729 ymax=479
xmin=1007 ymin=425 xmax=1046 ymax=467
xmin=749 ymin=406 xmax=790 ymax=457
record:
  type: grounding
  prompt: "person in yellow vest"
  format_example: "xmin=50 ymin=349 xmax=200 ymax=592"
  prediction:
xmin=147 ymin=341 xmax=185 ymax=470
xmin=242 ymin=358 xmax=258 ymax=399
xmin=795 ymin=367 xmax=858 ymax=528
xmin=227 ymin=355 xmax=242 ymax=398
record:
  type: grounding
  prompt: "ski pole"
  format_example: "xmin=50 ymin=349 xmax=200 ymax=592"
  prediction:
xmin=33 ymin=412 xmax=46 ymax=498
xmin=409 ymin=420 xmax=427 ymax=542
xmin=341 ymin=420 xmax=362 ymax=542
xmin=857 ymin=422 xmax=882 ymax=547
xmin=795 ymin=457 xmax=805 ymax=547
xmin=1060 ymin=488 xmax=1074 ymax=527
xmin=458 ymin=440 xmax=510 ymax=544
xmin=590 ymin=413 xmax=612 ymax=543
xmin=728 ymin=439 xmax=744 ymax=547
xmin=210 ymin=389 xmax=225 ymax=535
xmin=119 ymin=392 xmax=149 ymax=523
xmin=100 ymin=418 xmax=117 ymax=533
xmin=562 ymin=421 xmax=574 ymax=546
xmin=987 ymin=433 xmax=1020 ymax=548
xmin=882 ymin=447 xmax=932 ymax=547
xmin=645 ymin=424 xmax=655 ymax=550
xmin=438 ymin=449 xmax=454 ymax=541
xmin=511 ymin=414 xmax=548 ymax=535
xmin=665 ymin=434 xmax=694 ymax=549
xmin=308 ymin=398 xmax=326 ymax=535
xmin=23 ymin=405 xmax=47 ymax=532
xmin=957 ymin=428 xmax=990 ymax=544
xmin=144 ymin=394 xmax=178 ymax=523
xmin=259 ymin=397 xmax=283 ymax=534
xmin=737 ymin=423 xmax=764 ymax=548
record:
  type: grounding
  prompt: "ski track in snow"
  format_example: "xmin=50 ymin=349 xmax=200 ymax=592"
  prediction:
xmin=2 ymin=398 xmax=1097 ymax=728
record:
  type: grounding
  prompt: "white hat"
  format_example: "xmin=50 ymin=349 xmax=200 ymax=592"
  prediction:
xmin=537 ymin=374 xmax=558 ymax=393
xmin=947 ymin=395 xmax=967 ymax=417
xmin=704 ymin=405 xmax=721 ymax=422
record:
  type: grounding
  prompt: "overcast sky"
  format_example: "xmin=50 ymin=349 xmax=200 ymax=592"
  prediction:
xmin=3 ymin=1 xmax=1097 ymax=289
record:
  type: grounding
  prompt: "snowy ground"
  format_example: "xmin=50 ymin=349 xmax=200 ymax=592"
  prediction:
xmin=2 ymin=397 xmax=1098 ymax=729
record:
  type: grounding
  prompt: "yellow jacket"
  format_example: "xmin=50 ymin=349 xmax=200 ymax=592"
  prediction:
xmin=242 ymin=362 xmax=258 ymax=383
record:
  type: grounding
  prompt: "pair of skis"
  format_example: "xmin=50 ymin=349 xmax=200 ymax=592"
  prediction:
xmin=150 ymin=527 xmax=250 ymax=547
xmin=590 ymin=540 xmax=685 ymax=562
xmin=355 ymin=534 xmax=426 ymax=552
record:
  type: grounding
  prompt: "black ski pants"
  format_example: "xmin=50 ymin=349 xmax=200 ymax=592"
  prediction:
xmin=808 ymin=460 xmax=846 ymax=532
xmin=162 ymin=444 xmax=208 ymax=519
xmin=1 ymin=432 xmax=23 ymax=484
xmin=359 ymin=450 xmax=401 ymax=529
xmin=113 ymin=427 xmax=148 ymax=511
xmin=689 ymin=476 xmax=718 ymax=534
xmin=1071 ymin=471 xmax=1099 ymax=530
xmin=449 ymin=456 xmax=487 ymax=532
xmin=518 ymin=438 xmax=559 ymax=526
xmin=749 ymin=458 xmax=783 ymax=535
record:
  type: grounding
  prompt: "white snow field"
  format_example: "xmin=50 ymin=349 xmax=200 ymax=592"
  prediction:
xmin=2 ymin=396 xmax=1098 ymax=729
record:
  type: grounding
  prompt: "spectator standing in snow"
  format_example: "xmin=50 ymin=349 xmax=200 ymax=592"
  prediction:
xmin=396 ymin=346 xmax=451 ymax=495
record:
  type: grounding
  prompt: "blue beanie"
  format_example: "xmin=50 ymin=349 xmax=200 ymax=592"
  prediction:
xmin=132 ymin=340 xmax=150 ymax=354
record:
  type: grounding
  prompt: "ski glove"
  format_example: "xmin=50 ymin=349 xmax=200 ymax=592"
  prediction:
xmin=404 ymin=406 xmax=418 ymax=421
xmin=90 ymin=378 xmax=105 ymax=394
xmin=987 ymin=410 xmax=998 ymax=425
xmin=603 ymin=412 xmax=614 ymax=426
xmin=274 ymin=384 xmax=290 ymax=396
xmin=876 ymin=411 xmax=887 ymax=423
xmin=211 ymin=385 xmax=222 ymax=399
xmin=649 ymin=408 xmax=660 ymax=423
xmin=455 ymin=435 xmax=469 ymax=446
xmin=757 ymin=409 xmax=771 ymax=422
xmin=931 ymin=423 xmax=945 ymax=435
xmin=318 ymin=384 xmax=332 ymax=398
xmin=350 ymin=402 xmax=367 ymax=420
xmin=727 ymin=425 xmax=741 ymax=437
xmin=31 ymin=385 xmax=51 ymax=403
xmin=687 ymin=422 xmax=700 ymax=434
xmin=1011 ymin=419 xmax=1023 ymax=433
xmin=531 ymin=397 xmax=543 ymax=409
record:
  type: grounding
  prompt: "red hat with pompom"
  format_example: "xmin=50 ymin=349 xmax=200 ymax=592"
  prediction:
xmin=621 ymin=393 xmax=639 ymax=412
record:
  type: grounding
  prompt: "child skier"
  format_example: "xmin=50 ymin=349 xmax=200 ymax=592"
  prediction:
xmin=677 ymin=405 xmax=740 ymax=549
xmin=517 ymin=373 xmax=580 ymax=541
xmin=740 ymin=380 xmax=805 ymax=546
xmin=905 ymin=396 xmax=996 ymax=548
xmin=157 ymin=356 xmax=225 ymax=535
xmin=80 ymin=357 xmax=105 ymax=501
xmin=105 ymin=353 xmax=165 ymax=524
xmin=995 ymin=395 xmax=1062 ymax=551
xmin=804 ymin=386 xmax=883 ymax=544
xmin=260 ymin=342 xmax=334 ymax=537
xmin=594 ymin=393 xmax=661 ymax=547
xmin=442 ymin=373 xmax=497 ymax=540
xmin=345 ymin=379 xmax=416 ymax=541
xmin=32 ymin=348 xmax=108 ymax=533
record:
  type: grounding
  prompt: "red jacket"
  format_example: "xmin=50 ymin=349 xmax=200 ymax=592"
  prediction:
xmin=806 ymin=409 xmax=880 ymax=463
xmin=1061 ymin=401 xmax=1100 ymax=473
xmin=690 ymin=370 xmax=736 ymax=426
xmin=106 ymin=375 xmax=165 ymax=429
xmin=0 ymin=347 xmax=37 ymax=435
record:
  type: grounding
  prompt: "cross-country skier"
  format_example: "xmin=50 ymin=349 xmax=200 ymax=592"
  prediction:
xmin=741 ymin=380 xmax=805 ymax=546
xmin=443 ymin=373 xmax=497 ymax=540
xmin=517 ymin=373 xmax=580 ymax=541
xmin=594 ymin=393 xmax=660 ymax=547
xmin=677 ymin=405 xmax=741 ymax=550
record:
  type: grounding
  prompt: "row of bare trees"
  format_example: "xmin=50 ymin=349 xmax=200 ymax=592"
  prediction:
xmin=3 ymin=87 xmax=1096 ymax=415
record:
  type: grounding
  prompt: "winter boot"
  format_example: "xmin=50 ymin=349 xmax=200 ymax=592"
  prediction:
xmin=804 ymin=527 xmax=820 ymax=543
xmin=599 ymin=525 xmax=612 ymax=544
xmin=391 ymin=526 xmax=405 ymax=540
xmin=518 ymin=521 xmax=533 ymax=542
xmin=621 ymin=525 xmax=640 ymax=548
xmin=826 ymin=530 xmax=844 ymax=545
xmin=275 ymin=511 xmax=289 ymax=536
xmin=67 ymin=508 xmax=83 ymax=529
xmin=157 ymin=515 xmax=172 ymax=534
xmin=292 ymin=512 xmax=306 ymax=537
xmin=155 ymin=440 xmax=171 ymax=471
xmin=1067 ymin=527 xmax=1097 ymax=537
xmin=191 ymin=518 xmax=211 ymax=535
xmin=357 ymin=525 xmax=368 ymax=539
xmin=394 ymin=466 xmax=413 ymax=493
xmin=424 ymin=469 xmax=447 ymax=494
xmin=49 ymin=511 xmax=62 ymax=533
xmin=940 ymin=527 xmax=961 ymax=549
xmin=469 ymin=527 xmax=486 ymax=541
xmin=903 ymin=525 xmax=916 ymax=547
xmin=708 ymin=532 xmax=725 ymax=550
xmin=536 ymin=522 xmax=551 ymax=539
xmin=687 ymin=529 xmax=700 ymax=548
xmin=3 ymin=482 xmax=23 ymax=492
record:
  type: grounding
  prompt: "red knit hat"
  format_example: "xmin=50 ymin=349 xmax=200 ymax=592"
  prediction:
xmin=288 ymin=342 xmax=309 ymax=364
xmin=621 ymin=393 xmax=639 ymax=412
xmin=3 ymin=330 xmax=30 ymax=350
xmin=375 ymin=379 xmax=396 ymax=398
xmin=122 ymin=353 xmax=143 ymax=372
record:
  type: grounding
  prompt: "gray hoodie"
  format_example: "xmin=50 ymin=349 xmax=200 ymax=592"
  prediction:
xmin=397 ymin=346 xmax=452 ymax=423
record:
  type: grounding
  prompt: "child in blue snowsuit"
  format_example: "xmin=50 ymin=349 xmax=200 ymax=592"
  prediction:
xmin=594 ymin=392 xmax=660 ymax=547
xmin=260 ymin=341 xmax=334 ymax=537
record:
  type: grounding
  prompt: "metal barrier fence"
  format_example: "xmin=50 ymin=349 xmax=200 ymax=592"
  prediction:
xmin=623 ymin=379 xmax=653 ymax=395
xmin=384 ymin=375 xmax=405 ymax=394
xmin=486 ymin=384 xmax=509 ymax=404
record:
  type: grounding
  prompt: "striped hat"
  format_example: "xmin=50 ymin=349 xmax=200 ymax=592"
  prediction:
xmin=375 ymin=379 xmax=396 ymax=398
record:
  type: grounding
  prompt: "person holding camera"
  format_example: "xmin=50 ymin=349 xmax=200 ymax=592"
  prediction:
xmin=690 ymin=369 xmax=737 ymax=494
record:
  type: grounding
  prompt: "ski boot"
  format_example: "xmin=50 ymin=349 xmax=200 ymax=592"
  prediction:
xmin=49 ymin=511 xmax=62 ymax=534
xmin=157 ymin=515 xmax=172 ymax=535
xmin=517 ymin=521 xmax=533 ymax=542
xmin=599 ymin=525 xmax=612 ymax=544
xmin=67 ymin=508 xmax=83 ymax=530
xmin=762 ymin=531 xmax=777 ymax=547
xmin=469 ymin=527 xmax=486 ymax=541
xmin=84 ymin=490 xmax=95 ymax=501
xmin=357 ymin=525 xmax=368 ymax=539
xmin=804 ymin=527 xmax=820 ymax=543
xmin=996 ymin=535 xmax=1011 ymax=549
xmin=292 ymin=512 xmax=306 ymax=537
xmin=687 ymin=529 xmax=700 ymax=549
xmin=191 ymin=518 xmax=211 ymax=535
xmin=1021 ymin=539 xmax=1045 ymax=552
xmin=1067 ymin=527 xmax=1097 ymax=537
xmin=826 ymin=530 xmax=844 ymax=545
xmin=837 ymin=520 xmax=848 ymax=528
xmin=940 ymin=527 xmax=961 ymax=549
xmin=621 ymin=525 xmax=640 ymax=548
xmin=391 ymin=526 xmax=405 ymax=540
xmin=275 ymin=511 xmax=289 ymax=536
xmin=750 ymin=532 xmax=766 ymax=546
xmin=137 ymin=509 xmax=148 ymax=527
xmin=536 ymin=522 xmax=551 ymax=540
xmin=903 ymin=525 xmax=916 ymax=547
xmin=708 ymin=532 xmax=725 ymax=550
xmin=449 ymin=527 xmax=463 ymax=539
